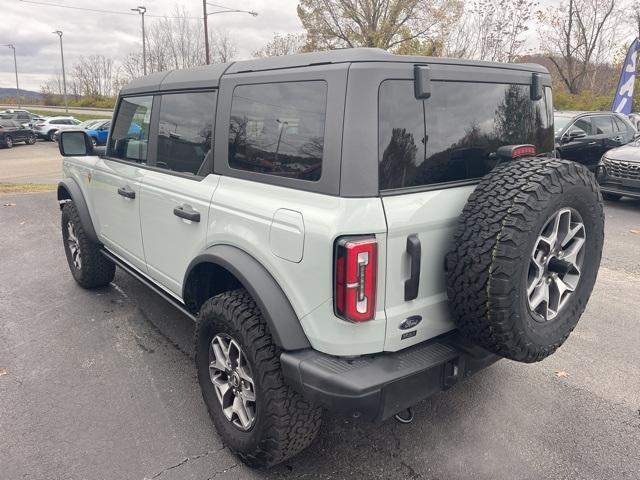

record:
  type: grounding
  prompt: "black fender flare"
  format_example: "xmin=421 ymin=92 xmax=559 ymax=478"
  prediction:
xmin=57 ymin=178 xmax=99 ymax=244
xmin=184 ymin=245 xmax=311 ymax=351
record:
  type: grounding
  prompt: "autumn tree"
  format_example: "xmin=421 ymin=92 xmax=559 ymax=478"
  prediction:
xmin=254 ymin=33 xmax=306 ymax=57
xmin=297 ymin=0 xmax=460 ymax=52
xmin=538 ymin=0 xmax=619 ymax=94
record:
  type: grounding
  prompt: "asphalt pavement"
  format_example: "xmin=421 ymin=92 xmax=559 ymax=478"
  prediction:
xmin=0 ymin=140 xmax=62 ymax=184
xmin=1 ymin=192 xmax=639 ymax=480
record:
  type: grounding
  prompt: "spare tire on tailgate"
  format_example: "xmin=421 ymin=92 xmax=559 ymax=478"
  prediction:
xmin=445 ymin=158 xmax=604 ymax=363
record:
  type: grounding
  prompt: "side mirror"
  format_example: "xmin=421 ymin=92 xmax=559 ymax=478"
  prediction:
xmin=563 ymin=130 xmax=586 ymax=143
xmin=58 ymin=130 xmax=94 ymax=157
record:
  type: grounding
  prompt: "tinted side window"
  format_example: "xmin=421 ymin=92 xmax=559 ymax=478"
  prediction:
xmin=593 ymin=116 xmax=614 ymax=135
xmin=379 ymin=80 xmax=553 ymax=189
xmin=570 ymin=117 xmax=593 ymax=136
xmin=228 ymin=81 xmax=327 ymax=182
xmin=157 ymin=91 xmax=216 ymax=176
xmin=108 ymin=95 xmax=153 ymax=163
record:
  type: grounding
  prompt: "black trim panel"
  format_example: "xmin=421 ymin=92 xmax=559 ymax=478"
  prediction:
xmin=184 ymin=245 xmax=311 ymax=351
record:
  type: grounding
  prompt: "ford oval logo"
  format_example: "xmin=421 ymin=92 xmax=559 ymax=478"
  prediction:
xmin=399 ymin=315 xmax=422 ymax=330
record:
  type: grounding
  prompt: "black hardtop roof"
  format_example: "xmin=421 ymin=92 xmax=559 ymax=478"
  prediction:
xmin=119 ymin=47 xmax=550 ymax=95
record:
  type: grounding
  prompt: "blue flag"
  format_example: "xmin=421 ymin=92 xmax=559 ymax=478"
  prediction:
xmin=612 ymin=38 xmax=640 ymax=114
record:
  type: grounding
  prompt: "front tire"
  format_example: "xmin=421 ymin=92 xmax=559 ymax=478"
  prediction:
xmin=26 ymin=132 xmax=36 ymax=145
xmin=195 ymin=289 xmax=322 ymax=468
xmin=61 ymin=202 xmax=115 ymax=289
xmin=5 ymin=135 xmax=13 ymax=148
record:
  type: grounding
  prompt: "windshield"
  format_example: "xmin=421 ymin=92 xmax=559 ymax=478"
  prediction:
xmin=79 ymin=120 xmax=100 ymax=129
xmin=554 ymin=115 xmax=573 ymax=135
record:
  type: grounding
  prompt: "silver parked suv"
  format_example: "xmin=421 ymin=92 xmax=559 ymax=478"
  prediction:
xmin=34 ymin=116 xmax=80 ymax=141
xmin=56 ymin=48 xmax=604 ymax=468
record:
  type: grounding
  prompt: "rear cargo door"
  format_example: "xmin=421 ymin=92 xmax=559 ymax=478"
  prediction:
xmin=379 ymin=71 xmax=553 ymax=351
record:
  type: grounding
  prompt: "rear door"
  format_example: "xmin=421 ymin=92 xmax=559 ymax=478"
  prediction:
xmin=593 ymin=115 xmax=618 ymax=165
xmin=138 ymin=90 xmax=220 ymax=296
xmin=379 ymin=70 xmax=553 ymax=351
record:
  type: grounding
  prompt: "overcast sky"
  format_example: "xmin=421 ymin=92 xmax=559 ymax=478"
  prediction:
xmin=0 ymin=0 xmax=303 ymax=91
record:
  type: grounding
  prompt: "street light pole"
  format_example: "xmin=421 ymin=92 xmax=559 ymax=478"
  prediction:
xmin=203 ymin=4 xmax=258 ymax=65
xmin=2 ymin=44 xmax=20 ymax=108
xmin=52 ymin=31 xmax=68 ymax=113
xmin=131 ymin=6 xmax=147 ymax=75
xmin=202 ymin=1 xmax=210 ymax=65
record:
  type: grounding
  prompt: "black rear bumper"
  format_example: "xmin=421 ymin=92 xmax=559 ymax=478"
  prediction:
xmin=281 ymin=332 xmax=499 ymax=422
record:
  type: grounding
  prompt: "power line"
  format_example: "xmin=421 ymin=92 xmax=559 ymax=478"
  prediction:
xmin=18 ymin=0 xmax=205 ymax=19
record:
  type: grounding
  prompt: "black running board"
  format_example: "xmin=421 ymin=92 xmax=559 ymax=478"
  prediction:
xmin=101 ymin=248 xmax=197 ymax=322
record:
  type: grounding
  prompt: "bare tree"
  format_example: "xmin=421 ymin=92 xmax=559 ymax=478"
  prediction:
xmin=297 ymin=0 xmax=460 ymax=52
xmin=73 ymin=55 xmax=117 ymax=97
xmin=538 ymin=0 xmax=618 ymax=94
xmin=210 ymin=29 xmax=238 ymax=63
xmin=254 ymin=33 xmax=306 ymax=58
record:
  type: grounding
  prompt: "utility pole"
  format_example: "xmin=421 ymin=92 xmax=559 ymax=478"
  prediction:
xmin=52 ymin=31 xmax=68 ymax=113
xmin=202 ymin=3 xmax=258 ymax=65
xmin=2 ymin=44 xmax=20 ymax=107
xmin=203 ymin=1 xmax=210 ymax=65
xmin=131 ymin=6 xmax=147 ymax=75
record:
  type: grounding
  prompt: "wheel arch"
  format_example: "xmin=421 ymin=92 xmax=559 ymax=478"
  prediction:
xmin=184 ymin=245 xmax=311 ymax=351
xmin=57 ymin=178 xmax=99 ymax=244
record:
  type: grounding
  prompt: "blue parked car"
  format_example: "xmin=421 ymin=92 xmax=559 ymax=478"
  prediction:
xmin=85 ymin=120 xmax=111 ymax=146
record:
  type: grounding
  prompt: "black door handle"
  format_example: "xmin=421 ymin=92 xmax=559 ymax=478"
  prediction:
xmin=173 ymin=204 xmax=200 ymax=222
xmin=117 ymin=185 xmax=135 ymax=199
xmin=404 ymin=234 xmax=421 ymax=301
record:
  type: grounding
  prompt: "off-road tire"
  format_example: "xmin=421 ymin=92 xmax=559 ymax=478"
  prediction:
xmin=445 ymin=158 xmax=604 ymax=363
xmin=61 ymin=202 xmax=115 ymax=289
xmin=602 ymin=192 xmax=622 ymax=201
xmin=195 ymin=289 xmax=322 ymax=468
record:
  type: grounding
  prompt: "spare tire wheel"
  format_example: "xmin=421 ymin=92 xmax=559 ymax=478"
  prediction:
xmin=445 ymin=158 xmax=604 ymax=363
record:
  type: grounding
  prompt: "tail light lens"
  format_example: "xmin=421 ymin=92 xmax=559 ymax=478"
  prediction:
xmin=334 ymin=236 xmax=377 ymax=322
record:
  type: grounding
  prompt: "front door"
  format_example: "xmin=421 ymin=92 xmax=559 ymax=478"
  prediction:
xmin=139 ymin=90 xmax=219 ymax=296
xmin=557 ymin=115 xmax=598 ymax=166
xmin=90 ymin=95 xmax=153 ymax=272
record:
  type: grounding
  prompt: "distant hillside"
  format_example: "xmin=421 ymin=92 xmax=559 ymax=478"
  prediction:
xmin=0 ymin=88 xmax=43 ymax=100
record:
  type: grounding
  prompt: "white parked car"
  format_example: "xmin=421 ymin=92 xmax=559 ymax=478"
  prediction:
xmin=33 ymin=116 xmax=81 ymax=141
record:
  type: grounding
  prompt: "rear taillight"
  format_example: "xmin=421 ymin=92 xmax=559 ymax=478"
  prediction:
xmin=334 ymin=236 xmax=377 ymax=322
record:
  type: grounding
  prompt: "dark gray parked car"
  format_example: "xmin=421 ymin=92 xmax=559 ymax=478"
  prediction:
xmin=597 ymin=141 xmax=640 ymax=200
xmin=0 ymin=119 xmax=36 ymax=147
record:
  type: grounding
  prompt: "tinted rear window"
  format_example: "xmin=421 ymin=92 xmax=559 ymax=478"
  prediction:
xmin=379 ymin=80 xmax=554 ymax=190
xmin=228 ymin=81 xmax=327 ymax=182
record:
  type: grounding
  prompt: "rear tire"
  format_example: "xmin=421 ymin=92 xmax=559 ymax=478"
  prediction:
xmin=602 ymin=192 xmax=622 ymax=201
xmin=61 ymin=202 xmax=115 ymax=289
xmin=446 ymin=158 xmax=604 ymax=363
xmin=195 ymin=289 xmax=322 ymax=468
xmin=5 ymin=135 xmax=13 ymax=148
xmin=48 ymin=130 xmax=57 ymax=142
xmin=26 ymin=132 xmax=36 ymax=145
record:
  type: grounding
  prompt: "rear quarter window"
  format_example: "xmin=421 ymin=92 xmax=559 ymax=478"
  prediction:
xmin=228 ymin=81 xmax=327 ymax=182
